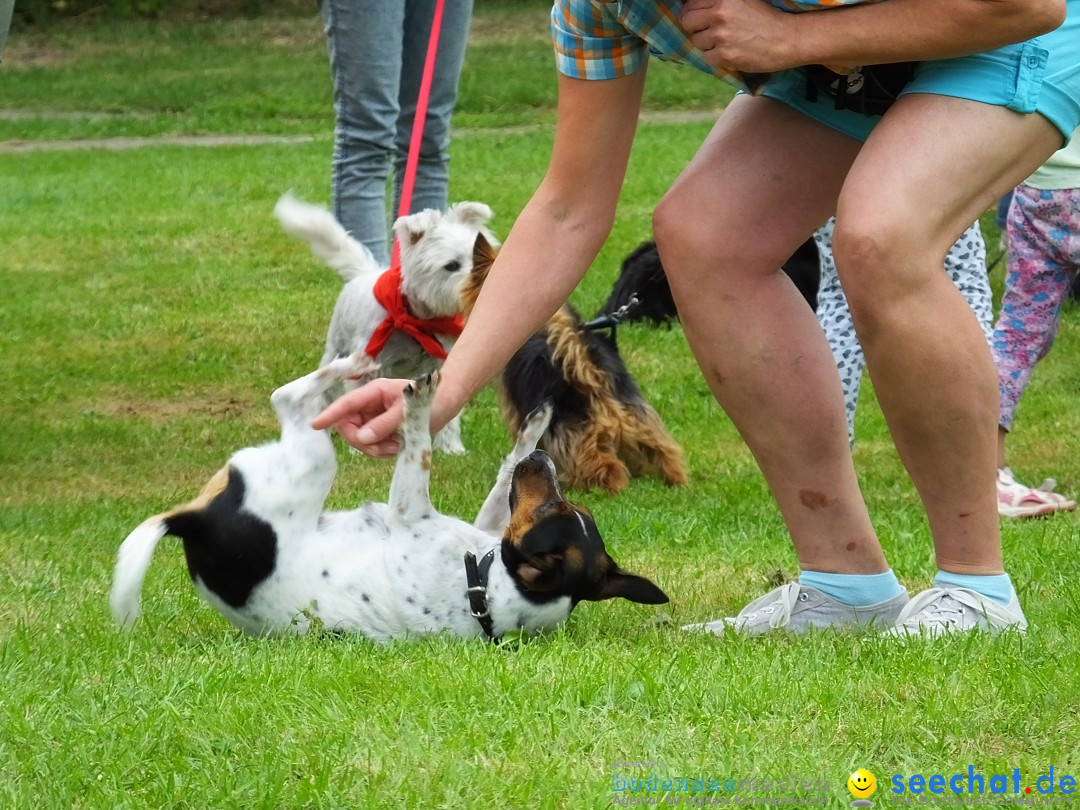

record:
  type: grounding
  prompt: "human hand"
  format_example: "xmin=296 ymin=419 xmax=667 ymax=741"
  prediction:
xmin=681 ymin=0 xmax=795 ymax=74
xmin=311 ymin=377 xmax=410 ymax=458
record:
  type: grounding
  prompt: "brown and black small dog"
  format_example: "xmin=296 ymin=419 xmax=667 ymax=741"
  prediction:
xmin=461 ymin=236 xmax=688 ymax=494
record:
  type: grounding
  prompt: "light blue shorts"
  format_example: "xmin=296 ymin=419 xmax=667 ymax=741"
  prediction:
xmin=761 ymin=0 xmax=1080 ymax=145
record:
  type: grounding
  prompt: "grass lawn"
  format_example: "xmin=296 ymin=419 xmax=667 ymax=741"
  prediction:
xmin=2 ymin=3 xmax=1079 ymax=807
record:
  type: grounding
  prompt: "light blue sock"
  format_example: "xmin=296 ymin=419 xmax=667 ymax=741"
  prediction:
xmin=934 ymin=570 xmax=1015 ymax=607
xmin=798 ymin=569 xmax=906 ymax=606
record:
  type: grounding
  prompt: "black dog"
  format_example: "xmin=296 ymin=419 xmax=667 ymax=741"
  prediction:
xmin=597 ymin=239 xmax=822 ymax=325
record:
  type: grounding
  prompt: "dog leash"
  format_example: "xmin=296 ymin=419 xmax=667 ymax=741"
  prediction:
xmin=579 ymin=296 xmax=642 ymax=348
xmin=390 ymin=0 xmax=447 ymax=268
xmin=463 ymin=548 xmax=499 ymax=642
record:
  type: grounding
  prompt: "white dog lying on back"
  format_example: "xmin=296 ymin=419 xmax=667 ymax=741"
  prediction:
xmin=109 ymin=357 xmax=668 ymax=641
xmin=274 ymin=194 xmax=493 ymax=454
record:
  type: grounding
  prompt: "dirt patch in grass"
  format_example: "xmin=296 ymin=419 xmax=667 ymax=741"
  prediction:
xmin=4 ymin=16 xmax=322 ymax=70
xmin=0 ymin=134 xmax=317 ymax=153
xmin=86 ymin=392 xmax=257 ymax=425
xmin=4 ymin=466 xmax=206 ymax=509
xmin=2 ymin=39 xmax=80 ymax=68
xmin=0 ymin=390 xmax=264 ymax=505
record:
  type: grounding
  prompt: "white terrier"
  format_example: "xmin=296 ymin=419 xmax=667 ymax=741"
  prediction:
xmin=275 ymin=194 xmax=494 ymax=453
xmin=109 ymin=361 xmax=669 ymax=641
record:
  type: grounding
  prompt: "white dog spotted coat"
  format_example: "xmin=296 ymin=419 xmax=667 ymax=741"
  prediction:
xmin=110 ymin=356 xmax=667 ymax=641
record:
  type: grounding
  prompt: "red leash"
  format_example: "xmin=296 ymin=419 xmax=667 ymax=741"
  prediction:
xmin=371 ymin=1 xmax=459 ymax=362
xmin=390 ymin=0 xmax=447 ymax=268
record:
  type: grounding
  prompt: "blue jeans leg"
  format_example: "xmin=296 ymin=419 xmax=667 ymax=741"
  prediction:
xmin=393 ymin=0 xmax=475 ymax=219
xmin=321 ymin=0 xmax=473 ymax=265
xmin=322 ymin=0 xmax=405 ymax=265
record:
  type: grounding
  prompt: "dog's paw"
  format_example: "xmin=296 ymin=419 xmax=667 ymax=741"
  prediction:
xmin=403 ymin=371 xmax=439 ymax=411
xmin=320 ymin=352 xmax=378 ymax=386
xmin=518 ymin=401 xmax=553 ymax=447
xmin=342 ymin=351 xmax=379 ymax=382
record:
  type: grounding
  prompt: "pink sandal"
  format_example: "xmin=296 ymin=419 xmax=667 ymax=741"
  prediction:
xmin=997 ymin=468 xmax=1077 ymax=519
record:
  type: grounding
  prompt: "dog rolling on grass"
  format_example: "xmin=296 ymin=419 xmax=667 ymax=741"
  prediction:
xmin=597 ymin=239 xmax=822 ymax=325
xmin=460 ymin=235 xmax=688 ymax=494
xmin=110 ymin=356 xmax=668 ymax=641
xmin=275 ymin=193 xmax=495 ymax=454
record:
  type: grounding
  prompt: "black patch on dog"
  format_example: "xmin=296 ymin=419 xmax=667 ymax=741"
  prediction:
xmin=501 ymin=512 xmax=598 ymax=605
xmin=164 ymin=470 xmax=277 ymax=609
xmin=597 ymin=239 xmax=821 ymax=325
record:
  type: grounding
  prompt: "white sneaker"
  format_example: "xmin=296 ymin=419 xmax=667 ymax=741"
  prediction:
xmin=887 ymin=586 xmax=1027 ymax=637
xmin=682 ymin=582 xmax=909 ymax=636
xmin=997 ymin=467 xmax=1076 ymax=519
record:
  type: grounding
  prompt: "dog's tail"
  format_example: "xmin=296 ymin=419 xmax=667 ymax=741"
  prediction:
xmin=274 ymin=193 xmax=380 ymax=282
xmin=109 ymin=515 xmax=170 ymax=629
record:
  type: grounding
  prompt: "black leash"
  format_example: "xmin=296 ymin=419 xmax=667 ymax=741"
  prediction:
xmin=579 ymin=295 xmax=641 ymax=340
xmin=463 ymin=549 xmax=499 ymax=642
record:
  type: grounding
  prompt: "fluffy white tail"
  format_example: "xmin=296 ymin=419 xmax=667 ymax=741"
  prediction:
xmin=274 ymin=193 xmax=380 ymax=282
xmin=110 ymin=516 xmax=169 ymax=629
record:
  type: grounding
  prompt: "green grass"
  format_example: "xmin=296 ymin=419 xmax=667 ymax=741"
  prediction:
xmin=0 ymin=1 xmax=731 ymax=140
xmin=2 ymin=4 xmax=1079 ymax=808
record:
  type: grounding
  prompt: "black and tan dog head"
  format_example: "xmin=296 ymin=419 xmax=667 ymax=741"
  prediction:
xmin=501 ymin=450 xmax=668 ymax=606
xmin=459 ymin=231 xmax=498 ymax=318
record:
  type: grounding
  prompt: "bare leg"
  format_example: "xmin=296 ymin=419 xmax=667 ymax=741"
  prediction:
xmin=834 ymin=95 xmax=1061 ymax=575
xmin=654 ymin=95 xmax=885 ymax=574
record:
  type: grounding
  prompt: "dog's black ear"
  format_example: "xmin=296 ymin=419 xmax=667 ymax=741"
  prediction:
xmin=472 ymin=232 xmax=497 ymax=268
xmin=589 ymin=565 xmax=669 ymax=605
xmin=514 ymin=550 xmax=564 ymax=593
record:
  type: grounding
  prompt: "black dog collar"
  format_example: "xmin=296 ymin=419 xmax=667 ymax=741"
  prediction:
xmin=464 ymin=549 xmax=499 ymax=641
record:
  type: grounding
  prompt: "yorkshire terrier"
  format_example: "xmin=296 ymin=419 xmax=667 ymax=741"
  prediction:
xmin=460 ymin=235 xmax=688 ymax=493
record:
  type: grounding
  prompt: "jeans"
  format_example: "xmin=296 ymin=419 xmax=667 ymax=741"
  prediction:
xmin=320 ymin=0 xmax=474 ymax=265
xmin=0 ymin=0 xmax=14 ymax=63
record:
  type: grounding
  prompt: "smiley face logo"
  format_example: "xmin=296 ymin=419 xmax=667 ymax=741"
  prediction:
xmin=848 ymin=769 xmax=877 ymax=800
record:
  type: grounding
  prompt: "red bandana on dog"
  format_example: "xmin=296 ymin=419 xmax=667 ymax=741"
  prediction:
xmin=365 ymin=265 xmax=465 ymax=361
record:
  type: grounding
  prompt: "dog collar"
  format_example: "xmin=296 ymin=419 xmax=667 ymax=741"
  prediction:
xmin=464 ymin=548 xmax=499 ymax=642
